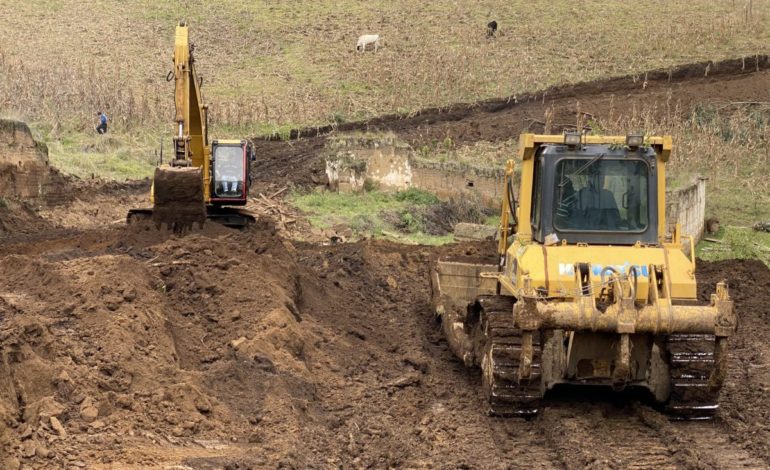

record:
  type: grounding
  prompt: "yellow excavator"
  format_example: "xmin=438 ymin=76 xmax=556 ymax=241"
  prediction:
xmin=128 ymin=22 xmax=255 ymax=228
xmin=432 ymin=133 xmax=735 ymax=419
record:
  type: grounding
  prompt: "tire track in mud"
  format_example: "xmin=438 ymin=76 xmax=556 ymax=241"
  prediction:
xmin=487 ymin=419 xmax=563 ymax=469
xmin=539 ymin=404 xmax=681 ymax=469
xmin=636 ymin=406 xmax=767 ymax=469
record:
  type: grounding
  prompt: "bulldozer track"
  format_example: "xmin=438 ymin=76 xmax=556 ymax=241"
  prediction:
xmin=477 ymin=296 xmax=543 ymax=417
xmin=475 ymin=299 xmax=728 ymax=421
xmin=665 ymin=333 xmax=720 ymax=420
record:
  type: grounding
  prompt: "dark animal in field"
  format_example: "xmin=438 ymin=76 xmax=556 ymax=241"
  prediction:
xmin=487 ymin=20 xmax=498 ymax=37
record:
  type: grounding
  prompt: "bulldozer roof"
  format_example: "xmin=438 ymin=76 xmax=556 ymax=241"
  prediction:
xmin=518 ymin=133 xmax=672 ymax=162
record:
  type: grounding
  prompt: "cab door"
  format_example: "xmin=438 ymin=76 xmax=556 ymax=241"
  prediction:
xmin=210 ymin=141 xmax=248 ymax=205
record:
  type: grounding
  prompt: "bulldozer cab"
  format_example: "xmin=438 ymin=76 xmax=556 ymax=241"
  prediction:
xmin=210 ymin=139 xmax=254 ymax=206
xmin=529 ymin=142 xmax=658 ymax=246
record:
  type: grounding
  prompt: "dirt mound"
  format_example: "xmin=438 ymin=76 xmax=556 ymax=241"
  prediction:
xmin=0 ymin=220 xmax=508 ymax=468
xmin=252 ymin=56 xmax=770 ymax=187
xmin=3 ymin=219 xmax=770 ymax=468
xmin=0 ymin=220 xmax=317 ymax=468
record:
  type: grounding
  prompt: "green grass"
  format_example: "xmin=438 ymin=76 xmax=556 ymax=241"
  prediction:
xmin=291 ymin=188 xmax=458 ymax=245
xmin=696 ymin=226 xmax=770 ymax=267
xmin=292 ymin=190 xmax=405 ymax=230
xmin=39 ymin=127 xmax=160 ymax=180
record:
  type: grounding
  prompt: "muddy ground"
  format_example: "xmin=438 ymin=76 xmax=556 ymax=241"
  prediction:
xmin=2 ymin=59 xmax=770 ymax=469
xmin=1 ymin=217 xmax=770 ymax=470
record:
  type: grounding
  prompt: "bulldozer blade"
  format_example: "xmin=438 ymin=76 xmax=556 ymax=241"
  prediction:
xmin=432 ymin=259 xmax=498 ymax=315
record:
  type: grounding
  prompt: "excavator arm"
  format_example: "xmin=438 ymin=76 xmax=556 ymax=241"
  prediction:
xmin=171 ymin=23 xmax=208 ymax=172
xmin=150 ymin=22 xmax=209 ymax=229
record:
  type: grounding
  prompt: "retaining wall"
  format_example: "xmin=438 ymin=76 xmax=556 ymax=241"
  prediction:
xmin=325 ymin=140 xmax=503 ymax=206
xmin=665 ymin=178 xmax=707 ymax=248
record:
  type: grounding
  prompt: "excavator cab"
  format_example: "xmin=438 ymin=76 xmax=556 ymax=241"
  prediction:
xmin=211 ymin=140 xmax=254 ymax=204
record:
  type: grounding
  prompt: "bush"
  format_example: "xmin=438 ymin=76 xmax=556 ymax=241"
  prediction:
xmin=395 ymin=187 xmax=439 ymax=205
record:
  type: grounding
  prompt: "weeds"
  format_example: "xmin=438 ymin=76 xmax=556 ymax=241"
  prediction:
xmin=697 ymin=226 xmax=770 ymax=267
xmin=394 ymin=188 xmax=439 ymax=205
xmin=590 ymin=103 xmax=770 ymax=226
xmin=1 ymin=1 xmax=769 ymax=136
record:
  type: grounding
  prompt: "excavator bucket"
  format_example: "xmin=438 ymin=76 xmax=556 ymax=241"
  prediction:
xmin=151 ymin=166 xmax=206 ymax=230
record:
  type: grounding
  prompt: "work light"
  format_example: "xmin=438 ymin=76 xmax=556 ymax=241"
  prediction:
xmin=564 ymin=132 xmax=581 ymax=147
xmin=626 ymin=133 xmax=644 ymax=148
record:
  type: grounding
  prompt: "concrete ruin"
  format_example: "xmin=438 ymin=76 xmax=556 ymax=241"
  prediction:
xmin=666 ymin=177 xmax=707 ymax=251
xmin=324 ymin=134 xmax=504 ymax=206
xmin=0 ymin=120 xmax=50 ymax=198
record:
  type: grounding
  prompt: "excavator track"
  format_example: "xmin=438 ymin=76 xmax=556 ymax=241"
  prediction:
xmin=665 ymin=333 xmax=720 ymax=420
xmin=477 ymin=296 xmax=543 ymax=417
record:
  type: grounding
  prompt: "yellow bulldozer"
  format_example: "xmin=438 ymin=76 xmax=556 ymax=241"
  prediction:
xmin=128 ymin=22 xmax=256 ymax=228
xmin=432 ymin=133 xmax=735 ymax=419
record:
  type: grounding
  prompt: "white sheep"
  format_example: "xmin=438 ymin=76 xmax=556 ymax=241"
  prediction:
xmin=356 ymin=34 xmax=381 ymax=53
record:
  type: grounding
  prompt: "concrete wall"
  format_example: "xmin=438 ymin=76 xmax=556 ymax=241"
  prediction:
xmin=0 ymin=120 xmax=50 ymax=200
xmin=325 ymin=140 xmax=413 ymax=193
xmin=325 ymin=139 xmax=504 ymax=207
xmin=410 ymin=160 xmax=504 ymax=207
xmin=665 ymin=178 xmax=706 ymax=249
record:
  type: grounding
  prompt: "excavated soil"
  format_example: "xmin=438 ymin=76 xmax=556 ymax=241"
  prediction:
xmin=2 ymin=60 xmax=770 ymax=469
xmin=1 ymin=220 xmax=770 ymax=469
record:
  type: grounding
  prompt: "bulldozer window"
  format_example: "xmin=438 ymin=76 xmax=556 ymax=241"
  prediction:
xmin=554 ymin=159 xmax=648 ymax=232
xmin=213 ymin=145 xmax=245 ymax=198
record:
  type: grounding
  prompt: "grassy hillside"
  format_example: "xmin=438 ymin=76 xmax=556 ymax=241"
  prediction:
xmin=1 ymin=1 xmax=769 ymax=135
xmin=1 ymin=1 xmax=769 ymax=191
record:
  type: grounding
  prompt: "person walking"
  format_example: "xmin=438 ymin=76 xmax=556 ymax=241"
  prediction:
xmin=96 ymin=111 xmax=108 ymax=134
